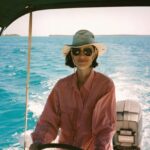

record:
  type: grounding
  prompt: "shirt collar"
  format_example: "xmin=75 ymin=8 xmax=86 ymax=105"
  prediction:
xmin=72 ymin=70 xmax=95 ymax=92
xmin=83 ymin=70 xmax=95 ymax=92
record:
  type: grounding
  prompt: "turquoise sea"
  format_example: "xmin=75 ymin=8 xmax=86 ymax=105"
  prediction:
xmin=0 ymin=35 xmax=150 ymax=149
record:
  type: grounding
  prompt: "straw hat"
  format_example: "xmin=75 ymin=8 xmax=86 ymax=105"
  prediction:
xmin=62 ymin=29 xmax=106 ymax=56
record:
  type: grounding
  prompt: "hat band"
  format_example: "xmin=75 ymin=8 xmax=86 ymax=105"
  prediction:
xmin=72 ymin=37 xmax=95 ymax=46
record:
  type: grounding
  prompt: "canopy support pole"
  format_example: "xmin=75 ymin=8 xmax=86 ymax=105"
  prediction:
xmin=0 ymin=27 xmax=5 ymax=36
xmin=24 ymin=12 xmax=32 ymax=150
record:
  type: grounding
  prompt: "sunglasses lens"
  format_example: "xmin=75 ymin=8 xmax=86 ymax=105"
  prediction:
xmin=83 ymin=48 xmax=93 ymax=56
xmin=71 ymin=47 xmax=93 ymax=56
xmin=71 ymin=48 xmax=80 ymax=56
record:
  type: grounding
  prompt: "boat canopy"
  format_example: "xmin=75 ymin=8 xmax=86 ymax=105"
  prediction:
xmin=0 ymin=0 xmax=150 ymax=34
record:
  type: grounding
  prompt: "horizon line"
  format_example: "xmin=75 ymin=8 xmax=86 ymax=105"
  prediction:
xmin=2 ymin=33 xmax=150 ymax=37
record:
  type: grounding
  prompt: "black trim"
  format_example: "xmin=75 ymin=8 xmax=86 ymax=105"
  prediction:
xmin=38 ymin=143 xmax=83 ymax=150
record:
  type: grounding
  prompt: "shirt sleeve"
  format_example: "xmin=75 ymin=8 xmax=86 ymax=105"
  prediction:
xmin=31 ymin=86 xmax=60 ymax=144
xmin=92 ymin=86 xmax=116 ymax=150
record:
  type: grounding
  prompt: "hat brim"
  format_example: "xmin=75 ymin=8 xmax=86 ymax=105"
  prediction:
xmin=62 ymin=43 xmax=106 ymax=56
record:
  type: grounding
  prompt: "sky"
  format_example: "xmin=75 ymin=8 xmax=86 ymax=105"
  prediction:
xmin=3 ymin=7 xmax=150 ymax=36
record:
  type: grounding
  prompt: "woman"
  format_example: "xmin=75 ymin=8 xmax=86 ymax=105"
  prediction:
xmin=30 ymin=29 xmax=116 ymax=150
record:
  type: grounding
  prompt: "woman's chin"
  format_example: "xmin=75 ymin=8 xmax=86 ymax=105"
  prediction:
xmin=77 ymin=65 xmax=91 ymax=70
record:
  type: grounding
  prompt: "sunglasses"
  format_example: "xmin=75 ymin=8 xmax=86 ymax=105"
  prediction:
xmin=71 ymin=46 xmax=95 ymax=56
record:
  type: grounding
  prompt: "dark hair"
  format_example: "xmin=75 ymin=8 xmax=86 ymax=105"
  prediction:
xmin=65 ymin=51 xmax=98 ymax=68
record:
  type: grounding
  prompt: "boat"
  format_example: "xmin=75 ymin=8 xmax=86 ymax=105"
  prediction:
xmin=0 ymin=0 xmax=149 ymax=149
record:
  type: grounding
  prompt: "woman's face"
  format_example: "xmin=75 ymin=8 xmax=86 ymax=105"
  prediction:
xmin=71 ymin=45 xmax=97 ymax=70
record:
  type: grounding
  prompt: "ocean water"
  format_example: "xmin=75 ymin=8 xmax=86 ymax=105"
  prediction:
xmin=0 ymin=35 xmax=150 ymax=150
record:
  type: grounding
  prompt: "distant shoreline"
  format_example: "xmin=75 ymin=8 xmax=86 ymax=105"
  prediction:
xmin=49 ymin=34 xmax=150 ymax=36
xmin=2 ymin=34 xmax=20 ymax=36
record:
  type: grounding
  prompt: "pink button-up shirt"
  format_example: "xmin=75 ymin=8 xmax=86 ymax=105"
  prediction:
xmin=32 ymin=70 xmax=116 ymax=150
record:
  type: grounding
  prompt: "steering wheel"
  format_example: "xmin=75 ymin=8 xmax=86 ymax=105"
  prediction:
xmin=38 ymin=143 xmax=83 ymax=150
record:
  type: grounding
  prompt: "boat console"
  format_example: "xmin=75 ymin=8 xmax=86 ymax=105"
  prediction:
xmin=113 ymin=100 xmax=142 ymax=150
